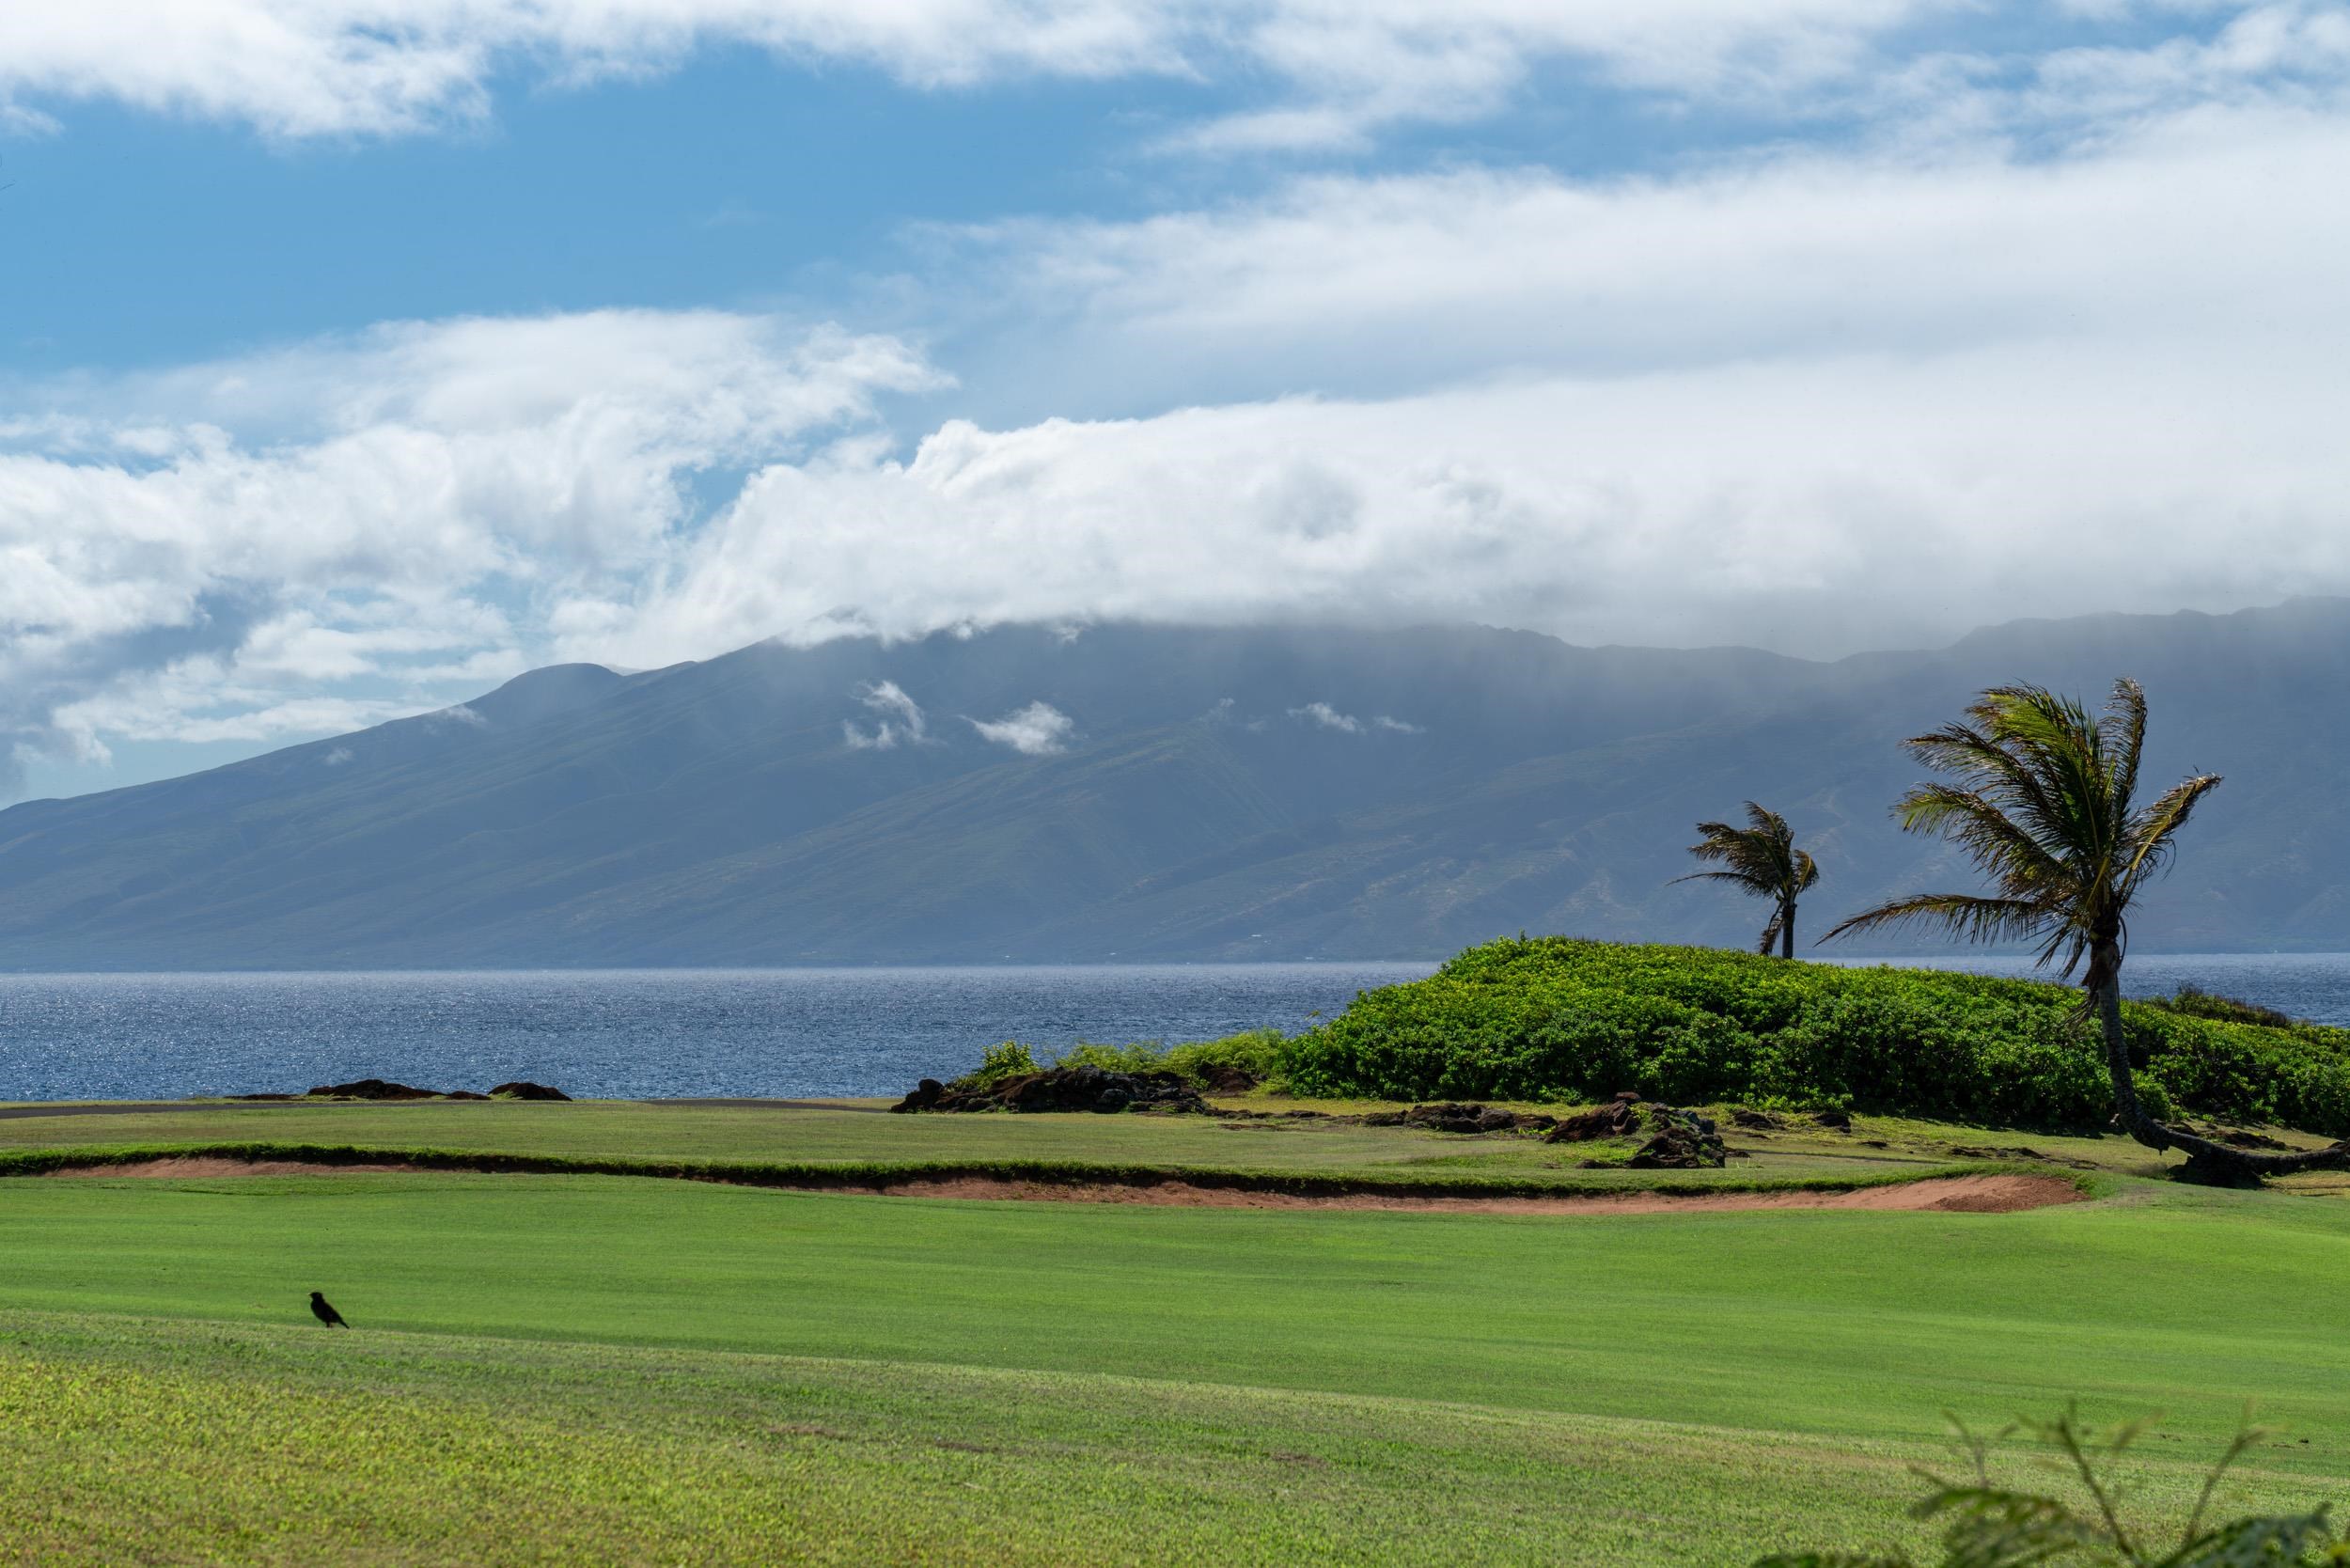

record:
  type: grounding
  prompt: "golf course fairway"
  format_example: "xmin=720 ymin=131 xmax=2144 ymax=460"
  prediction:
xmin=2 ymin=1139 xmax=2344 ymax=1565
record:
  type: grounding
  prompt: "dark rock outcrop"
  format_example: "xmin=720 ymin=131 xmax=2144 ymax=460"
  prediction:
xmin=306 ymin=1077 xmax=442 ymax=1101
xmin=488 ymin=1081 xmax=572 ymax=1101
xmin=1361 ymin=1103 xmax=1559 ymax=1135
xmin=892 ymin=1066 xmax=1210 ymax=1116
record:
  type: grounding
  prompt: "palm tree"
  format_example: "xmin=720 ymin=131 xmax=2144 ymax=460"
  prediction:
xmin=1821 ymin=678 xmax=2347 ymax=1184
xmin=1673 ymin=803 xmax=1819 ymax=958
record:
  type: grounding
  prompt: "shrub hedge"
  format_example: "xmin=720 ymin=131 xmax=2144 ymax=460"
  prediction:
xmin=1272 ymin=937 xmax=2350 ymax=1135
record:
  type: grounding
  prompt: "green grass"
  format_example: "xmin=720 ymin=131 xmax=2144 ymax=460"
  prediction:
xmin=3 ymin=1161 xmax=2347 ymax=1563
xmin=0 ymin=1314 xmax=2072 ymax=1568
xmin=0 ymin=1094 xmax=2224 ymax=1186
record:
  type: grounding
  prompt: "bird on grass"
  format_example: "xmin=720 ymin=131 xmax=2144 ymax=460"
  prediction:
xmin=308 ymin=1291 xmax=350 ymax=1328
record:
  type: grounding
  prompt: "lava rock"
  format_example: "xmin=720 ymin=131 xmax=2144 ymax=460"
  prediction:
xmin=488 ymin=1081 xmax=572 ymax=1101
xmin=1362 ymin=1103 xmax=1558 ymax=1135
xmin=1546 ymin=1095 xmax=1728 ymax=1168
xmin=891 ymin=1078 xmax=948 ymax=1113
xmin=894 ymin=1066 xmax=1211 ymax=1116
xmin=306 ymin=1077 xmax=443 ymax=1100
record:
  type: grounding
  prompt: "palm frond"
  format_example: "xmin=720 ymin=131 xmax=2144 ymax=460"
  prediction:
xmin=1819 ymin=893 xmax=2050 ymax=949
xmin=2119 ymin=773 xmax=2222 ymax=899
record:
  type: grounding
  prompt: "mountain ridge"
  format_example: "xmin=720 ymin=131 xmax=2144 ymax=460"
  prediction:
xmin=2 ymin=601 xmax=2345 ymax=967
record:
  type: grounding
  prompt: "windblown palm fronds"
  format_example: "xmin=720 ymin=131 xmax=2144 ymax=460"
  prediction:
xmin=1673 ymin=803 xmax=1820 ymax=958
xmin=1822 ymin=679 xmax=2345 ymax=1183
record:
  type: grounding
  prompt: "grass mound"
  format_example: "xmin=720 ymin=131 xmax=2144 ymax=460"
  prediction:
xmin=1273 ymin=937 xmax=2350 ymax=1135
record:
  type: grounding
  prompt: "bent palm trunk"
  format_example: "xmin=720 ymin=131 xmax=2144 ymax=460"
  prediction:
xmin=2092 ymin=952 xmax=2350 ymax=1184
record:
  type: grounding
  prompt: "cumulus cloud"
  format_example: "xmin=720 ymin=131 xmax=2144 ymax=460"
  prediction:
xmin=969 ymin=701 xmax=1076 ymax=755
xmin=843 ymin=681 xmax=932 ymax=749
xmin=0 ymin=309 xmax=933 ymax=792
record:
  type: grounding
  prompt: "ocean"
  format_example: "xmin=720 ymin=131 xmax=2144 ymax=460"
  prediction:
xmin=4 ymin=954 xmax=2345 ymax=1103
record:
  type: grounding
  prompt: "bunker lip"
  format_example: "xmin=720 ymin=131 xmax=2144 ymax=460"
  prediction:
xmin=39 ymin=1160 xmax=2082 ymax=1214
xmin=48 ymin=1157 xmax=420 ymax=1180
xmin=818 ymin=1172 xmax=2082 ymax=1213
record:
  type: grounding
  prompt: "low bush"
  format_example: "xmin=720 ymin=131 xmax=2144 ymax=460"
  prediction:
xmin=978 ymin=1031 xmax=1290 ymax=1090
xmin=1274 ymin=937 xmax=2350 ymax=1134
xmin=962 ymin=1042 xmax=1040 ymax=1086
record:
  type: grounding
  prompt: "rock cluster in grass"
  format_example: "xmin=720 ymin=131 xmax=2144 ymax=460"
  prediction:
xmin=488 ymin=1081 xmax=572 ymax=1101
xmin=1545 ymin=1092 xmax=1727 ymax=1168
xmin=1360 ymin=1103 xmax=1559 ymax=1135
xmin=891 ymin=1066 xmax=1212 ymax=1116
xmin=300 ymin=1078 xmax=478 ymax=1101
xmin=241 ymin=1078 xmax=572 ymax=1102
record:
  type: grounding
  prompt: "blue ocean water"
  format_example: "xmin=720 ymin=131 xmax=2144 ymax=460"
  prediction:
xmin=0 ymin=964 xmax=1435 ymax=1103
xmin=4 ymin=955 xmax=2346 ymax=1104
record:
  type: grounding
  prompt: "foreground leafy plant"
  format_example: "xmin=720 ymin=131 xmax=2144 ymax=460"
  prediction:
xmin=1759 ymin=1410 xmax=2345 ymax=1568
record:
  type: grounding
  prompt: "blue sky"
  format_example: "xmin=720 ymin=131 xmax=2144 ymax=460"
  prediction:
xmin=3 ymin=0 xmax=2347 ymax=800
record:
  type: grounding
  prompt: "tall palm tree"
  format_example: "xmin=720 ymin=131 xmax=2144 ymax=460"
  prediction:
xmin=1673 ymin=803 xmax=1819 ymax=958
xmin=1821 ymin=678 xmax=2347 ymax=1183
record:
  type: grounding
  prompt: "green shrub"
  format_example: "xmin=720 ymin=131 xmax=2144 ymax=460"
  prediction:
xmin=1164 ymin=1029 xmax=1287 ymax=1088
xmin=1274 ymin=937 xmax=2350 ymax=1134
xmin=1054 ymin=1042 xmax=1165 ymax=1074
xmin=1049 ymin=1031 xmax=1288 ymax=1089
xmin=962 ymin=1042 xmax=1041 ymax=1086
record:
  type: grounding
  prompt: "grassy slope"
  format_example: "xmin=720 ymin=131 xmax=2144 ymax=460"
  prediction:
xmin=3 ymin=1163 xmax=2347 ymax=1564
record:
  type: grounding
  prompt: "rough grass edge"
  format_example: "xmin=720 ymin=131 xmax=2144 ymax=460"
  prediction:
xmin=0 ymin=1141 xmax=2104 ymax=1201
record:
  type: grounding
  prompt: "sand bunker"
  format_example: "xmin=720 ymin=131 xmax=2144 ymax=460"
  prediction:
xmin=827 ymin=1173 xmax=2082 ymax=1214
xmin=36 ymin=1160 xmax=2079 ymax=1215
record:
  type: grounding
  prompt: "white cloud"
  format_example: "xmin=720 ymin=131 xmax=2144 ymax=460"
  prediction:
xmin=0 ymin=309 xmax=932 ymax=792
xmin=1286 ymin=702 xmax=1420 ymax=734
xmin=970 ymin=700 xmax=1076 ymax=755
xmin=951 ymin=102 xmax=2350 ymax=407
xmin=13 ymin=72 xmax=2350 ymax=793
xmin=1289 ymin=701 xmax=1361 ymax=733
xmin=3 ymin=0 xmax=2267 ymax=148
xmin=321 ymin=746 xmax=355 ymax=766
xmin=843 ymin=681 xmax=931 ymax=749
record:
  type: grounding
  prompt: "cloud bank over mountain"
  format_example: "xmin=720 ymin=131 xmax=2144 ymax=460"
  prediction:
xmin=3 ymin=2 xmax=2345 ymax=796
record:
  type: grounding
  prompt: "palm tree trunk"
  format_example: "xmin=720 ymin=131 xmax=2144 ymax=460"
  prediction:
xmin=2094 ymin=971 xmax=2173 ymax=1153
xmin=1780 ymin=901 xmax=1795 ymax=960
xmin=2091 ymin=947 xmax=2350 ymax=1184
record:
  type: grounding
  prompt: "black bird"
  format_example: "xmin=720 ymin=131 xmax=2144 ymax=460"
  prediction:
xmin=308 ymin=1291 xmax=349 ymax=1328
